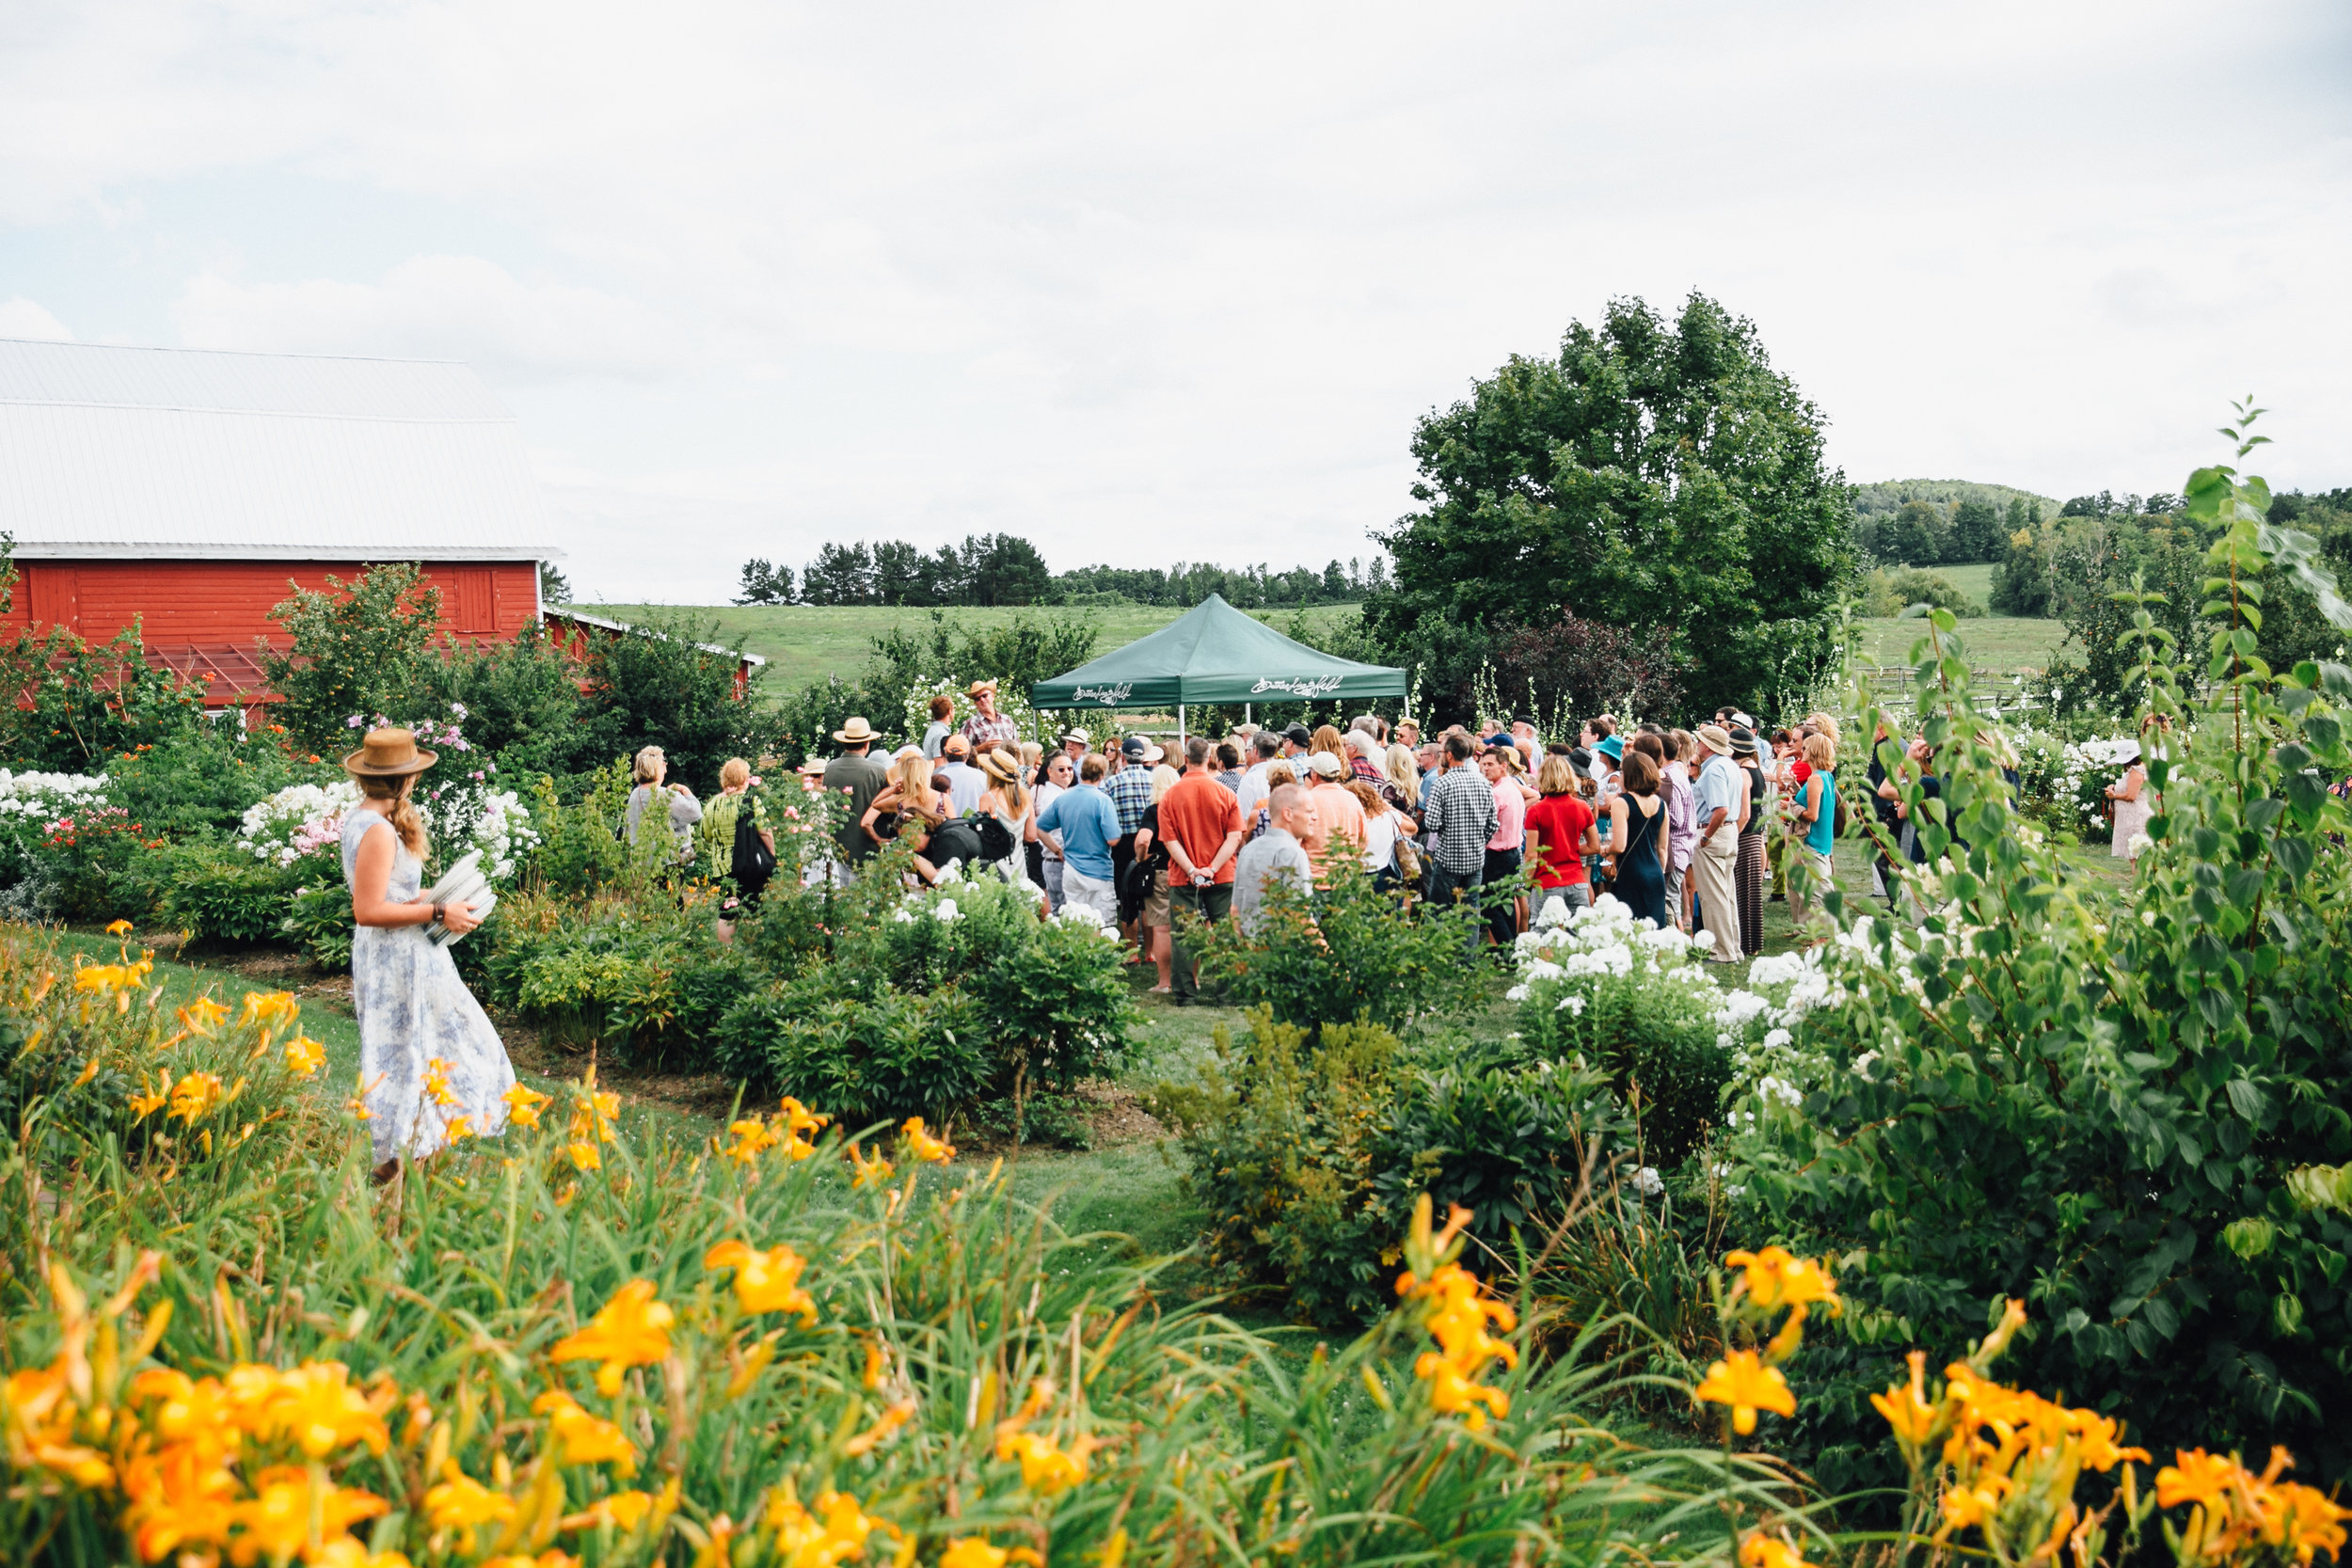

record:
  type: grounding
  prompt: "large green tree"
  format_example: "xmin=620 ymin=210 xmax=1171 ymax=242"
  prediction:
xmin=1366 ymin=293 xmax=1855 ymax=719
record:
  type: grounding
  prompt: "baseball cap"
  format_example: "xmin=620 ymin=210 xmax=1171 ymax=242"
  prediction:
xmin=1283 ymin=723 xmax=1311 ymax=745
xmin=1121 ymin=736 xmax=1164 ymax=762
xmin=1305 ymin=751 xmax=1344 ymax=778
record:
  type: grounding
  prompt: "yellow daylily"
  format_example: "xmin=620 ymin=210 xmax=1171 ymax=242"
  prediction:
xmin=1694 ymin=1349 xmax=1795 ymax=1435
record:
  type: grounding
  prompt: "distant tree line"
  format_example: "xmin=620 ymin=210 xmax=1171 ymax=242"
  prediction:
xmin=1998 ymin=487 xmax=2352 ymax=711
xmin=735 ymin=535 xmax=1388 ymax=609
xmin=1853 ymin=494 xmax=2033 ymax=567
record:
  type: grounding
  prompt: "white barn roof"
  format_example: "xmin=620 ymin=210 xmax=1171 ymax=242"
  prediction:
xmin=0 ymin=339 xmax=561 ymax=562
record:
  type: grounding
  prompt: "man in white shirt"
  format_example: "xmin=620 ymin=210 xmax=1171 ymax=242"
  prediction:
xmin=1233 ymin=730 xmax=1284 ymax=831
xmin=939 ymin=735 xmax=987 ymax=816
xmin=1232 ymin=783 xmax=1317 ymax=934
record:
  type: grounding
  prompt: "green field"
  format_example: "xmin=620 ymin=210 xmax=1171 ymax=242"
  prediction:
xmin=584 ymin=601 xmax=1368 ymax=686
xmin=1855 ymin=612 xmax=2070 ymax=668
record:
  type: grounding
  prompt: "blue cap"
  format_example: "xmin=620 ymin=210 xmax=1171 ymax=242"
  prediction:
xmin=1485 ymin=733 xmax=1515 ymax=749
xmin=1597 ymin=735 xmax=1625 ymax=761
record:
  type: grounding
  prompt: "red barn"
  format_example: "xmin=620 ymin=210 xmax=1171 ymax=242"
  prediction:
xmin=0 ymin=338 xmax=561 ymax=714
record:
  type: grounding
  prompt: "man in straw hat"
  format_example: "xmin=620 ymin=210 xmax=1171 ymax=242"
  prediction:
xmin=962 ymin=678 xmax=1019 ymax=748
xmin=1689 ymin=723 xmax=1743 ymax=963
xmin=824 ymin=717 xmax=891 ymax=870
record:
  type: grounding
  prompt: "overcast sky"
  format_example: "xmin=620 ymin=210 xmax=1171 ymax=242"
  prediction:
xmin=3 ymin=1 xmax=2346 ymax=603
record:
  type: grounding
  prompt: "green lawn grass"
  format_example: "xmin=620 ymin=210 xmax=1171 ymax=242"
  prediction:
xmin=581 ymin=601 xmax=1369 ymax=687
xmin=1854 ymin=613 xmax=2070 ymax=668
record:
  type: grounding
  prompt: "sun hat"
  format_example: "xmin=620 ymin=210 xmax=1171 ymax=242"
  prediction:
xmin=978 ymin=748 xmax=1022 ymax=784
xmin=967 ymin=678 xmax=999 ymax=697
xmin=1121 ymin=736 xmax=1164 ymax=763
xmin=1597 ymin=735 xmax=1625 ymax=762
xmin=1696 ymin=724 xmax=1735 ymax=757
xmin=833 ymin=717 xmax=880 ymax=744
xmin=343 ymin=727 xmax=437 ymax=777
xmin=1061 ymin=728 xmax=1090 ymax=746
xmin=1728 ymin=725 xmax=1759 ymax=756
xmin=1730 ymin=711 xmax=1756 ymax=730
xmin=893 ymin=743 xmax=923 ymax=759
xmin=1305 ymin=751 xmax=1344 ymax=779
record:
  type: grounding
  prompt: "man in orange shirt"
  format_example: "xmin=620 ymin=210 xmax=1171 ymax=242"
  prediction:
xmin=1302 ymin=751 xmax=1367 ymax=885
xmin=1157 ymin=736 xmax=1245 ymax=1006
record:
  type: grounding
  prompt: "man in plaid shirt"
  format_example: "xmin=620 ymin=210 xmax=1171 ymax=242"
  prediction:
xmin=961 ymin=679 xmax=1021 ymax=748
xmin=1104 ymin=736 xmax=1161 ymax=952
xmin=1421 ymin=733 xmax=1499 ymax=942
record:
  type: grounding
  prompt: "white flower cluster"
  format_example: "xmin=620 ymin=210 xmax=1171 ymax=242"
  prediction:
xmin=436 ymin=788 xmax=538 ymax=882
xmin=2055 ymin=734 xmax=2149 ymax=823
xmin=1506 ymin=893 xmax=1722 ymax=1001
xmin=236 ymin=781 xmax=362 ymax=869
xmin=0 ymin=769 xmax=109 ymax=816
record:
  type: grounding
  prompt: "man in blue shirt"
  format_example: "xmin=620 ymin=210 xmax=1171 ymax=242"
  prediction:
xmin=1038 ymin=752 xmax=1122 ymax=927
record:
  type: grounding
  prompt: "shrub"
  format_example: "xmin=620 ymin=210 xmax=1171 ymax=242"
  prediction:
xmin=1508 ymin=893 xmax=1740 ymax=1165
xmin=1187 ymin=864 xmax=1492 ymax=1031
xmin=725 ymin=978 xmax=993 ymax=1130
xmin=262 ymin=562 xmax=448 ymax=753
xmin=578 ymin=608 xmax=773 ymax=795
xmin=0 ymin=624 xmax=208 ymax=772
xmin=1152 ymin=1008 xmax=1406 ymax=1325
xmin=101 ymin=721 xmax=331 ymax=842
xmin=144 ymin=840 xmax=300 ymax=946
xmin=481 ymin=886 xmax=754 ymax=1063
xmin=1857 ymin=566 xmax=1984 ymax=618
xmin=1726 ymin=433 xmax=2352 ymax=1484
xmin=280 ymin=879 xmax=355 ymax=971
xmin=1369 ymin=1048 xmax=1631 ymax=1237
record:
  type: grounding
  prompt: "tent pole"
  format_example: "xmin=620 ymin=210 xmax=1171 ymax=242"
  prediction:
xmin=1244 ymin=702 xmax=1251 ymax=727
xmin=1179 ymin=705 xmax=1186 ymax=748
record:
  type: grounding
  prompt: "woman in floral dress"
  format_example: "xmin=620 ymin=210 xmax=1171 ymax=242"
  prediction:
xmin=341 ymin=728 xmax=516 ymax=1180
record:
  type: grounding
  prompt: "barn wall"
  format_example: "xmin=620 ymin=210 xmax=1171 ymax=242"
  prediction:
xmin=0 ymin=560 xmax=541 ymax=647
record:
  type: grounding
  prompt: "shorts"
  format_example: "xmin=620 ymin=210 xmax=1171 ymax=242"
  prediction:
xmin=1142 ymin=867 xmax=1171 ymax=927
xmin=1061 ymin=866 xmax=1118 ymax=927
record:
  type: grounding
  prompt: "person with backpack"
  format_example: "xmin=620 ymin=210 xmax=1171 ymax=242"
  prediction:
xmin=701 ymin=757 xmax=778 ymax=942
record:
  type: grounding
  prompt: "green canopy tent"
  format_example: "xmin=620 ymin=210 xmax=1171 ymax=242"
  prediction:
xmin=1027 ymin=594 xmax=1407 ymax=742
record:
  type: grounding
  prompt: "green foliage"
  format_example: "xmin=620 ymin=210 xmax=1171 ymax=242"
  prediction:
xmin=425 ymin=621 xmax=600 ymax=783
xmin=1512 ymin=970 xmax=1728 ymax=1169
xmin=0 ymin=624 xmax=208 ymax=772
xmin=578 ymin=609 xmax=772 ymax=796
xmin=1152 ymin=1008 xmax=1406 ymax=1325
xmin=724 ymin=874 xmax=1139 ymax=1137
xmin=262 ymin=562 xmax=447 ymax=753
xmin=521 ymin=760 xmax=641 ymax=898
xmin=1370 ymin=1046 xmax=1630 ymax=1234
xmin=1366 ymin=291 xmax=1857 ymax=720
xmin=1857 ymin=567 xmax=1984 ymax=619
xmin=100 ymin=721 xmax=330 ymax=842
xmin=1729 ymin=410 xmax=2352 ymax=1484
xmin=481 ymin=886 xmax=756 ymax=1062
xmin=0 ymin=919 xmax=1797 ymax=1568
xmin=1186 ymin=864 xmax=1491 ymax=1031
xmin=279 ymin=879 xmax=355 ymax=971
xmin=723 ymin=979 xmax=993 ymax=1130
xmin=141 ymin=840 xmax=299 ymax=946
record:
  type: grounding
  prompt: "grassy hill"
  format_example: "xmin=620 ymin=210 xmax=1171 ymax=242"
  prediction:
xmin=578 ymin=600 xmax=1368 ymax=686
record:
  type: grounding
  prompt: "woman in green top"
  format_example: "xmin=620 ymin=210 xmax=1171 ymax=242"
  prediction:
xmin=1791 ymin=733 xmax=1837 ymax=942
xmin=701 ymin=757 xmax=776 ymax=940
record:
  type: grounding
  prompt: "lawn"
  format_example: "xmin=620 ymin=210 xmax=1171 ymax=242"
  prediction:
xmin=581 ymin=600 xmax=1369 ymax=686
xmin=1854 ymin=612 xmax=2069 ymax=669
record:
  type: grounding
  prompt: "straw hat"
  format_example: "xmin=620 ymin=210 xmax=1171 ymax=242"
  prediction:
xmin=832 ymin=717 xmax=880 ymax=744
xmin=978 ymin=748 xmax=1022 ymax=784
xmin=343 ymin=727 xmax=437 ymax=777
xmin=967 ymin=678 xmax=999 ymax=698
xmin=1696 ymin=724 xmax=1735 ymax=757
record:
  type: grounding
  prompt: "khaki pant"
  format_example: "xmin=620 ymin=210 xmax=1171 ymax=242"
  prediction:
xmin=1690 ymin=837 xmax=1740 ymax=960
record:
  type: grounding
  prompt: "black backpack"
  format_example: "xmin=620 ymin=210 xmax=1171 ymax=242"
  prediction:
xmin=926 ymin=817 xmax=988 ymax=869
xmin=730 ymin=801 xmax=777 ymax=896
xmin=972 ymin=811 xmax=1017 ymax=864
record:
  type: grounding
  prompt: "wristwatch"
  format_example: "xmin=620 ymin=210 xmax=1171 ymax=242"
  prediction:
xmin=431 ymin=900 xmax=447 ymax=927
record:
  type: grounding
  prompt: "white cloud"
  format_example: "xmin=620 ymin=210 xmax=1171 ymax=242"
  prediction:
xmin=0 ymin=298 xmax=73 ymax=341
xmin=0 ymin=0 xmax=2346 ymax=600
xmin=174 ymin=255 xmax=687 ymax=382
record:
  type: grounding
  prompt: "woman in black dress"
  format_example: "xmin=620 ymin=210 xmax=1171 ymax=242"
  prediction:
xmin=1610 ymin=750 xmax=1672 ymax=928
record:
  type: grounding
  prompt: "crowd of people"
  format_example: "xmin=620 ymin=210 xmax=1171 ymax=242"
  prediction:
xmin=736 ymin=679 xmax=1885 ymax=1000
